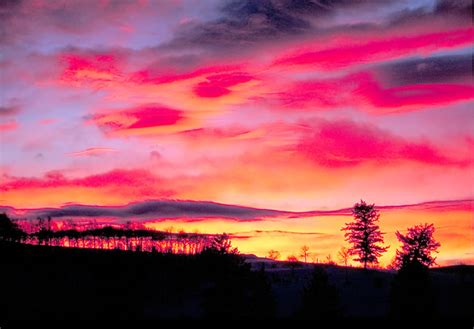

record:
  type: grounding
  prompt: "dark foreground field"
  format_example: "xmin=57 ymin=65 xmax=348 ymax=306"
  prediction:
xmin=1 ymin=242 xmax=473 ymax=325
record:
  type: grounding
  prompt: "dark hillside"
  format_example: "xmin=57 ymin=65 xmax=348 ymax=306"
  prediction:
xmin=1 ymin=242 xmax=473 ymax=324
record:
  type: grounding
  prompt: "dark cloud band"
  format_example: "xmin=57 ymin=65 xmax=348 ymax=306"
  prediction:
xmin=2 ymin=199 xmax=471 ymax=223
xmin=375 ymin=53 xmax=472 ymax=86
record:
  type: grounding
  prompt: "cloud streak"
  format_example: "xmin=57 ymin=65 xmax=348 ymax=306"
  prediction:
xmin=5 ymin=200 xmax=288 ymax=222
xmin=2 ymin=199 xmax=471 ymax=223
xmin=69 ymin=147 xmax=117 ymax=157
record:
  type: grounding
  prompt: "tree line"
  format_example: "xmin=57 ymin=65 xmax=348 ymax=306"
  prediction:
xmin=0 ymin=213 xmax=232 ymax=255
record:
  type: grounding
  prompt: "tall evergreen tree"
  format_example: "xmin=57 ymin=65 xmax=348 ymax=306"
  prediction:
xmin=342 ymin=200 xmax=388 ymax=269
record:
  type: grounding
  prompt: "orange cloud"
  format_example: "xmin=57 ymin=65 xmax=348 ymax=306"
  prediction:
xmin=69 ymin=147 xmax=117 ymax=157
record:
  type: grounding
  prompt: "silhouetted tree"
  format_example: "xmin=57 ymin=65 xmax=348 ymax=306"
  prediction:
xmin=286 ymin=255 xmax=299 ymax=264
xmin=200 ymin=233 xmax=275 ymax=318
xmin=33 ymin=217 xmax=54 ymax=246
xmin=286 ymin=255 xmax=300 ymax=277
xmin=394 ymin=223 xmax=440 ymax=269
xmin=35 ymin=217 xmax=46 ymax=245
xmin=299 ymin=266 xmax=340 ymax=319
xmin=205 ymin=233 xmax=238 ymax=255
xmin=342 ymin=200 xmax=388 ymax=269
xmin=337 ymin=246 xmax=350 ymax=266
xmin=267 ymin=249 xmax=281 ymax=260
xmin=338 ymin=246 xmax=350 ymax=282
xmin=300 ymin=245 xmax=310 ymax=263
xmin=0 ymin=213 xmax=25 ymax=242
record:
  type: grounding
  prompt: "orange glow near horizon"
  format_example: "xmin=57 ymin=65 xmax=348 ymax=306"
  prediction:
xmin=142 ymin=205 xmax=473 ymax=267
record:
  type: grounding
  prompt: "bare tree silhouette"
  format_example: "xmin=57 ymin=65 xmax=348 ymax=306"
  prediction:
xmin=300 ymin=245 xmax=310 ymax=263
xmin=267 ymin=249 xmax=281 ymax=260
xmin=337 ymin=246 xmax=350 ymax=266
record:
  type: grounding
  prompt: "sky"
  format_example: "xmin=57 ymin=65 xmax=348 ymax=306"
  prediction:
xmin=0 ymin=0 xmax=473 ymax=266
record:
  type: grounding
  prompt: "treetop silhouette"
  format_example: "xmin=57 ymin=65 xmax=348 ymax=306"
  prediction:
xmin=342 ymin=200 xmax=388 ymax=269
xmin=394 ymin=223 xmax=440 ymax=269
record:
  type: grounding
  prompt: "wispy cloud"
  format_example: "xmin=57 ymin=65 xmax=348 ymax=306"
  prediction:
xmin=69 ymin=147 xmax=117 ymax=157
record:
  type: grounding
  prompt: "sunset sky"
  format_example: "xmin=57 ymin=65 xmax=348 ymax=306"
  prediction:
xmin=1 ymin=0 xmax=473 ymax=266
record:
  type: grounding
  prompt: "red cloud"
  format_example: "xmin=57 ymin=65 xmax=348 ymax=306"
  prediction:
xmin=193 ymin=72 xmax=254 ymax=98
xmin=92 ymin=105 xmax=183 ymax=134
xmin=273 ymin=28 xmax=473 ymax=70
xmin=295 ymin=120 xmax=463 ymax=167
xmin=126 ymin=107 xmax=181 ymax=129
xmin=356 ymin=76 xmax=474 ymax=110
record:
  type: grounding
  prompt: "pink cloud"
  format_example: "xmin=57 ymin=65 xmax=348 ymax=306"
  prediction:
xmin=92 ymin=105 xmax=183 ymax=134
xmin=60 ymin=54 xmax=122 ymax=85
xmin=0 ymin=121 xmax=18 ymax=132
xmin=1 ymin=169 xmax=173 ymax=195
xmin=39 ymin=118 xmax=57 ymax=125
xmin=295 ymin=120 xmax=464 ymax=167
xmin=130 ymin=65 xmax=242 ymax=86
xmin=356 ymin=76 xmax=474 ymax=111
xmin=273 ymin=28 xmax=473 ymax=71
xmin=277 ymin=72 xmax=474 ymax=112
xmin=193 ymin=72 xmax=254 ymax=98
